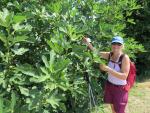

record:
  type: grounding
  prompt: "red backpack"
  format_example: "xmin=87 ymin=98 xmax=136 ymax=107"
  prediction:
xmin=109 ymin=53 xmax=136 ymax=91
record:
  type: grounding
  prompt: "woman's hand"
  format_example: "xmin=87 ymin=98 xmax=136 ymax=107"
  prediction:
xmin=82 ymin=37 xmax=95 ymax=51
xmin=99 ymin=64 xmax=109 ymax=72
xmin=82 ymin=37 xmax=91 ymax=45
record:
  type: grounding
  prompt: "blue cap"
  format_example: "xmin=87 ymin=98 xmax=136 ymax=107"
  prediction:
xmin=111 ymin=36 xmax=124 ymax=44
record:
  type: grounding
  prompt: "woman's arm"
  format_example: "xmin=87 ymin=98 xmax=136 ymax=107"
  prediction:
xmin=83 ymin=37 xmax=110 ymax=60
xmin=85 ymin=41 xmax=95 ymax=51
xmin=99 ymin=52 xmax=110 ymax=60
xmin=100 ymin=54 xmax=130 ymax=80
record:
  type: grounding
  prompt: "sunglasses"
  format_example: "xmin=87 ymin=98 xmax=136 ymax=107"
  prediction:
xmin=111 ymin=42 xmax=122 ymax=46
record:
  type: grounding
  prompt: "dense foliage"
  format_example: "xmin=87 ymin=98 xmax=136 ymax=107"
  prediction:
xmin=0 ymin=0 xmax=144 ymax=113
xmin=125 ymin=0 xmax=150 ymax=80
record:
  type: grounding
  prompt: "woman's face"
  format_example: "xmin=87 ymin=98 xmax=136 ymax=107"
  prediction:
xmin=111 ymin=42 xmax=123 ymax=53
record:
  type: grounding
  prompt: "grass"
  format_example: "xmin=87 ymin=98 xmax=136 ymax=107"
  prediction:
xmin=126 ymin=81 xmax=150 ymax=113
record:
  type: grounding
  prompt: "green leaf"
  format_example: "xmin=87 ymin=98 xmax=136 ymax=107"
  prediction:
xmin=72 ymin=44 xmax=87 ymax=55
xmin=42 ymin=55 xmax=49 ymax=68
xmin=59 ymin=27 xmax=67 ymax=34
xmin=0 ymin=96 xmax=3 ymax=113
xmin=44 ymin=82 xmax=57 ymax=91
xmin=49 ymin=50 xmax=56 ymax=72
xmin=15 ymin=64 xmax=38 ymax=77
xmin=0 ymin=33 xmax=7 ymax=47
xmin=11 ymin=48 xmax=29 ymax=55
xmin=42 ymin=51 xmax=56 ymax=73
xmin=67 ymin=24 xmax=82 ymax=41
xmin=76 ymin=25 xmax=89 ymax=34
xmin=46 ymin=40 xmax=64 ymax=54
xmin=0 ymin=8 xmax=13 ymax=27
xmin=10 ymin=91 xmax=16 ymax=113
xmin=0 ymin=78 xmax=4 ymax=85
xmin=19 ymin=86 xmax=29 ymax=96
xmin=59 ymin=103 xmax=66 ymax=112
xmin=13 ymin=23 xmax=32 ymax=32
xmin=25 ymin=88 xmax=43 ymax=111
xmin=127 ymin=18 xmax=135 ymax=24
xmin=46 ymin=95 xmax=60 ymax=109
xmin=13 ymin=14 xmax=26 ymax=23
xmin=30 ymin=74 xmax=50 ymax=83
xmin=40 ymin=67 xmax=49 ymax=75
xmin=54 ymin=58 xmax=70 ymax=73
xmin=59 ymin=25 xmax=82 ymax=41
xmin=12 ymin=36 xmax=29 ymax=45
xmin=9 ymin=74 xmax=27 ymax=85
xmin=0 ymin=73 xmax=4 ymax=85
xmin=92 ymin=50 xmax=106 ymax=64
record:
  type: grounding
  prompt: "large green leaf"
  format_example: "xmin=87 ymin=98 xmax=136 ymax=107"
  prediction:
xmin=9 ymin=74 xmax=27 ymax=85
xmin=25 ymin=87 xmax=43 ymax=111
xmin=30 ymin=74 xmax=50 ymax=83
xmin=54 ymin=58 xmax=70 ymax=73
xmin=42 ymin=50 xmax=56 ymax=73
xmin=11 ymin=48 xmax=29 ymax=55
xmin=60 ymin=24 xmax=83 ymax=41
xmin=12 ymin=36 xmax=29 ymax=45
xmin=72 ymin=44 xmax=87 ymax=57
xmin=12 ymin=23 xmax=32 ymax=32
xmin=13 ymin=14 xmax=26 ymax=23
xmin=0 ymin=8 xmax=13 ymax=27
xmin=46 ymin=95 xmax=60 ymax=109
xmin=19 ymin=86 xmax=29 ymax=96
xmin=0 ymin=33 xmax=7 ymax=46
xmin=40 ymin=67 xmax=49 ymax=75
xmin=44 ymin=82 xmax=57 ymax=91
xmin=46 ymin=40 xmax=64 ymax=54
xmin=15 ymin=64 xmax=38 ymax=77
xmin=10 ymin=91 xmax=16 ymax=113
xmin=42 ymin=55 xmax=49 ymax=68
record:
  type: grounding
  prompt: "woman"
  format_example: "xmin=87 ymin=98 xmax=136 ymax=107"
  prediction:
xmin=83 ymin=36 xmax=130 ymax=113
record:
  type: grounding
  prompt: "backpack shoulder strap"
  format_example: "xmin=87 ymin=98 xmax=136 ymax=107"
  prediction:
xmin=108 ymin=52 xmax=124 ymax=62
xmin=108 ymin=52 xmax=113 ymax=60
